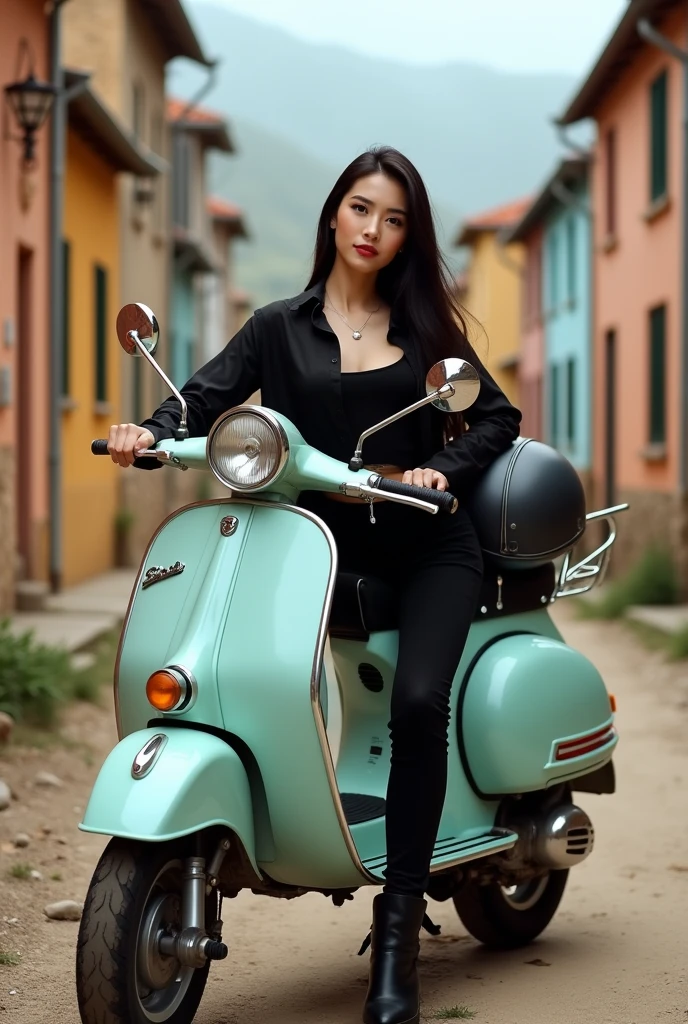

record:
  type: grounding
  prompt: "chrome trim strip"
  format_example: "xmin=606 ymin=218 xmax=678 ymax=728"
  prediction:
xmin=114 ymin=496 xmax=376 ymax=883
xmin=206 ymin=405 xmax=290 ymax=493
xmin=430 ymin=830 xmax=517 ymax=874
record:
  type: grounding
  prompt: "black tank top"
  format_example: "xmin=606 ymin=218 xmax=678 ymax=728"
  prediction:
xmin=340 ymin=355 xmax=426 ymax=469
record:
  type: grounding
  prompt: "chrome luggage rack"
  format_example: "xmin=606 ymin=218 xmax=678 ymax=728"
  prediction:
xmin=554 ymin=503 xmax=629 ymax=600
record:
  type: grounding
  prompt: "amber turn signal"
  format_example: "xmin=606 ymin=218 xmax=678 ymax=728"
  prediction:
xmin=609 ymin=694 xmax=617 ymax=713
xmin=146 ymin=670 xmax=184 ymax=712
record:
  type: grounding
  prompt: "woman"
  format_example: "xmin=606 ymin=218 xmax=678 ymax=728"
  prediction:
xmin=108 ymin=146 xmax=521 ymax=1024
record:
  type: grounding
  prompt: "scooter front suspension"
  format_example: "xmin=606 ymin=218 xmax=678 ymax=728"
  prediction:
xmin=159 ymin=851 xmax=229 ymax=968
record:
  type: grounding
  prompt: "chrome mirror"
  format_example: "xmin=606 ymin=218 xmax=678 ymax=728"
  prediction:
xmin=114 ymin=303 xmax=189 ymax=439
xmin=426 ymin=358 xmax=480 ymax=413
xmin=116 ymin=302 xmax=159 ymax=356
xmin=348 ymin=356 xmax=481 ymax=471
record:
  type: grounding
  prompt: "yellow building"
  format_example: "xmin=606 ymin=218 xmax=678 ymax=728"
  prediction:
xmin=456 ymin=197 xmax=531 ymax=407
xmin=61 ymin=76 xmax=162 ymax=585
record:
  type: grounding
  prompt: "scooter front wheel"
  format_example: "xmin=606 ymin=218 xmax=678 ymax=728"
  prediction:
xmin=452 ymin=869 xmax=568 ymax=949
xmin=76 ymin=837 xmax=219 ymax=1024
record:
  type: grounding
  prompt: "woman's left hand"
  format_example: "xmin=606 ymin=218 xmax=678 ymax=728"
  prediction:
xmin=402 ymin=468 xmax=450 ymax=491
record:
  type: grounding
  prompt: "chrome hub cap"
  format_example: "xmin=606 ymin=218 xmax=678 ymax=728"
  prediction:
xmin=135 ymin=862 xmax=195 ymax=1022
xmin=501 ymin=874 xmax=550 ymax=911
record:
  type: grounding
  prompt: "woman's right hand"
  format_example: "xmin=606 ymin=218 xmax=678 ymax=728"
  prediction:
xmin=107 ymin=424 xmax=155 ymax=467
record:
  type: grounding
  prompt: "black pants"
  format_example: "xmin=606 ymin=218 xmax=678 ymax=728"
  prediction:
xmin=304 ymin=494 xmax=484 ymax=898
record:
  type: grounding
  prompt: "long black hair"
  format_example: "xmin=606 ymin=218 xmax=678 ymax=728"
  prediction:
xmin=307 ymin=146 xmax=475 ymax=438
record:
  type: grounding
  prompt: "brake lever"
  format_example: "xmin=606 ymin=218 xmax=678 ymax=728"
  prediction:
xmin=339 ymin=481 xmax=438 ymax=515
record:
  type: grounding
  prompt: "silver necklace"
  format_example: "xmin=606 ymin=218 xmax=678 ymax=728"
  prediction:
xmin=325 ymin=294 xmax=380 ymax=340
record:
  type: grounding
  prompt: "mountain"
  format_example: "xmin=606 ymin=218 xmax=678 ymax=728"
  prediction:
xmin=207 ymin=119 xmax=339 ymax=304
xmin=170 ymin=3 xmax=580 ymax=305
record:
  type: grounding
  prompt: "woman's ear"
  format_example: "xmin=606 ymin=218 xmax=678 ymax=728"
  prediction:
xmin=330 ymin=218 xmax=336 ymax=229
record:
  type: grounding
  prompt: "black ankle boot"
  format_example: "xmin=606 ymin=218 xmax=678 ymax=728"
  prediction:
xmin=362 ymin=892 xmax=427 ymax=1024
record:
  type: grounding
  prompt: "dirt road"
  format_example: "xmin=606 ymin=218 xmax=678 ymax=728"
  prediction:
xmin=1 ymin=603 xmax=687 ymax=1024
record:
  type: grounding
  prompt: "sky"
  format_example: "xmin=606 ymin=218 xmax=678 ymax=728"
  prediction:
xmin=190 ymin=0 xmax=629 ymax=75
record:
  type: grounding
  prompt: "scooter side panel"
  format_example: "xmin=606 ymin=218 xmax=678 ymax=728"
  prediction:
xmin=462 ymin=634 xmax=617 ymax=794
xmin=117 ymin=502 xmax=253 ymax=737
xmin=79 ymin=728 xmax=258 ymax=871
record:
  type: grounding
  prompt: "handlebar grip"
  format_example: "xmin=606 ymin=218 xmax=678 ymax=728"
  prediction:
xmin=370 ymin=476 xmax=458 ymax=513
xmin=91 ymin=439 xmax=110 ymax=455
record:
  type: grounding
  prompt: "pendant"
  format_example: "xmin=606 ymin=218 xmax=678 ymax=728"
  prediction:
xmin=352 ymin=331 xmax=362 ymax=340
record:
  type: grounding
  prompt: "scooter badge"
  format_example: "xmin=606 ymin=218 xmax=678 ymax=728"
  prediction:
xmin=141 ymin=561 xmax=185 ymax=590
xmin=220 ymin=516 xmax=239 ymax=537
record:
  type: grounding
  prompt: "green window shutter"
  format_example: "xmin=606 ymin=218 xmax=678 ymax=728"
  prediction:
xmin=566 ymin=358 xmax=576 ymax=445
xmin=94 ymin=265 xmax=108 ymax=403
xmin=61 ymin=240 xmax=70 ymax=398
xmin=650 ymin=71 xmax=668 ymax=202
xmin=649 ymin=305 xmax=666 ymax=444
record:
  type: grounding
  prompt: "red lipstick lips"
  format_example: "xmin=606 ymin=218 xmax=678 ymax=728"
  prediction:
xmin=354 ymin=244 xmax=378 ymax=257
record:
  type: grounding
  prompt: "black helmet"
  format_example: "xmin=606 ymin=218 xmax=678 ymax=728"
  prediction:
xmin=466 ymin=439 xmax=586 ymax=569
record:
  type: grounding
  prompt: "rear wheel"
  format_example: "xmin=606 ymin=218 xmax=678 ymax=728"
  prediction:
xmin=452 ymin=870 xmax=568 ymax=949
xmin=76 ymin=838 xmax=219 ymax=1024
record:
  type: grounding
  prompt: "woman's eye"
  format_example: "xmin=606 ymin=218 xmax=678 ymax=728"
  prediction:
xmin=352 ymin=204 xmax=367 ymax=213
xmin=388 ymin=217 xmax=404 ymax=227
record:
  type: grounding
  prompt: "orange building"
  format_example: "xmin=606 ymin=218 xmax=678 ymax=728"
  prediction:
xmin=0 ymin=0 xmax=54 ymax=609
xmin=558 ymin=0 xmax=688 ymax=587
xmin=61 ymin=76 xmax=162 ymax=586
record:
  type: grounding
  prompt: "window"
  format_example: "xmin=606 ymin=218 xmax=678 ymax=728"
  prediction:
xmin=61 ymin=240 xmax=70 ymax=397
xmin=649 ymin=305 xmax=666 ymax=444
xmin=550 ymin=362 xmax=560 ymax=446
xmin=94 ymin=265 xmax=108 ymax=403
xmin=548 ymin=232 xmax=559 ymax=312
xmin=172 ymin=130 xmax=190 ymax=228
xmin=605 ymin=128 xmax=616 ymax=236
xmin=650 ymin=70 xmax=668 ymax=202
xmin=566 ymin=357 xmax=576 ymax=445
xmin=566 ymin=216 xmax=577 ymax=305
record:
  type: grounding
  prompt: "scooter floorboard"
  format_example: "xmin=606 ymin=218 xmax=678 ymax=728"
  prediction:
xmin=359 ymin=827 xmax=518 ymax=882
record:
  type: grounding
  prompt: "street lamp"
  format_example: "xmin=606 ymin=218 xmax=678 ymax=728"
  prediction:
xmin=4 ymin=39 xmax=56 ymax=168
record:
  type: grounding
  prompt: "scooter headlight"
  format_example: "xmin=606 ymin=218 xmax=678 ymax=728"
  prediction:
xmin=207 ymin=406 xmax=289 ymax=491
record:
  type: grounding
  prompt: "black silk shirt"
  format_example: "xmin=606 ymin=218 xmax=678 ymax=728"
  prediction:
xmin=139 ymin=282 xmax=522 ymax=499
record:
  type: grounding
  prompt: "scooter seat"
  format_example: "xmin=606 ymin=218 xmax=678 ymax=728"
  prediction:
xmin=329 ymin=572 xmax=399 ymax=640
xmin=329 ymin=561 xmax=557 ymax=642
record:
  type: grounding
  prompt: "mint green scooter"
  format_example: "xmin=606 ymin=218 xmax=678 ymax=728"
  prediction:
xmin=76 ymin=304 xmax=624 ymax=1024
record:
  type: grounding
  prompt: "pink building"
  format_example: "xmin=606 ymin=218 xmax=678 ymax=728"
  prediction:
xmin=0 ymin=0 xmax=53 ymax=609
xmin=559 ymin=0 xmax=688 ymax=588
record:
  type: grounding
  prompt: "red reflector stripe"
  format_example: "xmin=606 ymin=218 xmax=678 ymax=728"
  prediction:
xmin=555 ymin=726 xmax=615 ymax=762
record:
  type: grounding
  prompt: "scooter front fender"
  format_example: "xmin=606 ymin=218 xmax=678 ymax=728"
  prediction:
xmin=79 ymin=727 xmax=259 ymax=873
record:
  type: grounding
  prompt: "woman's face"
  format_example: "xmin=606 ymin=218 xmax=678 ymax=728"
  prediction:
xmin=331 ymin=172 xmax=408 ymax=274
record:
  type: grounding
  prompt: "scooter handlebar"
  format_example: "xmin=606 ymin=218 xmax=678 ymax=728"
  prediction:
xmin=369 ymin=476 xmax=459 ymax=514
xmin=91 ymin=439 xmax=110 ymax=455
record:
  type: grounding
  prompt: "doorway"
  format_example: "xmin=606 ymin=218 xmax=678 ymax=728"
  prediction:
xmin=16 ymin=247 xmax=33 ymax=579
xmin=604 ymin=328 xmax=616 ymax=507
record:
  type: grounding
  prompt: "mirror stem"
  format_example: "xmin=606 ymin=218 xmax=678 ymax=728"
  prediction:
xmin=129 ymin=331 xmax=189 ymax=440
xmin=348 ymin=383 xmax=455 ymax=471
